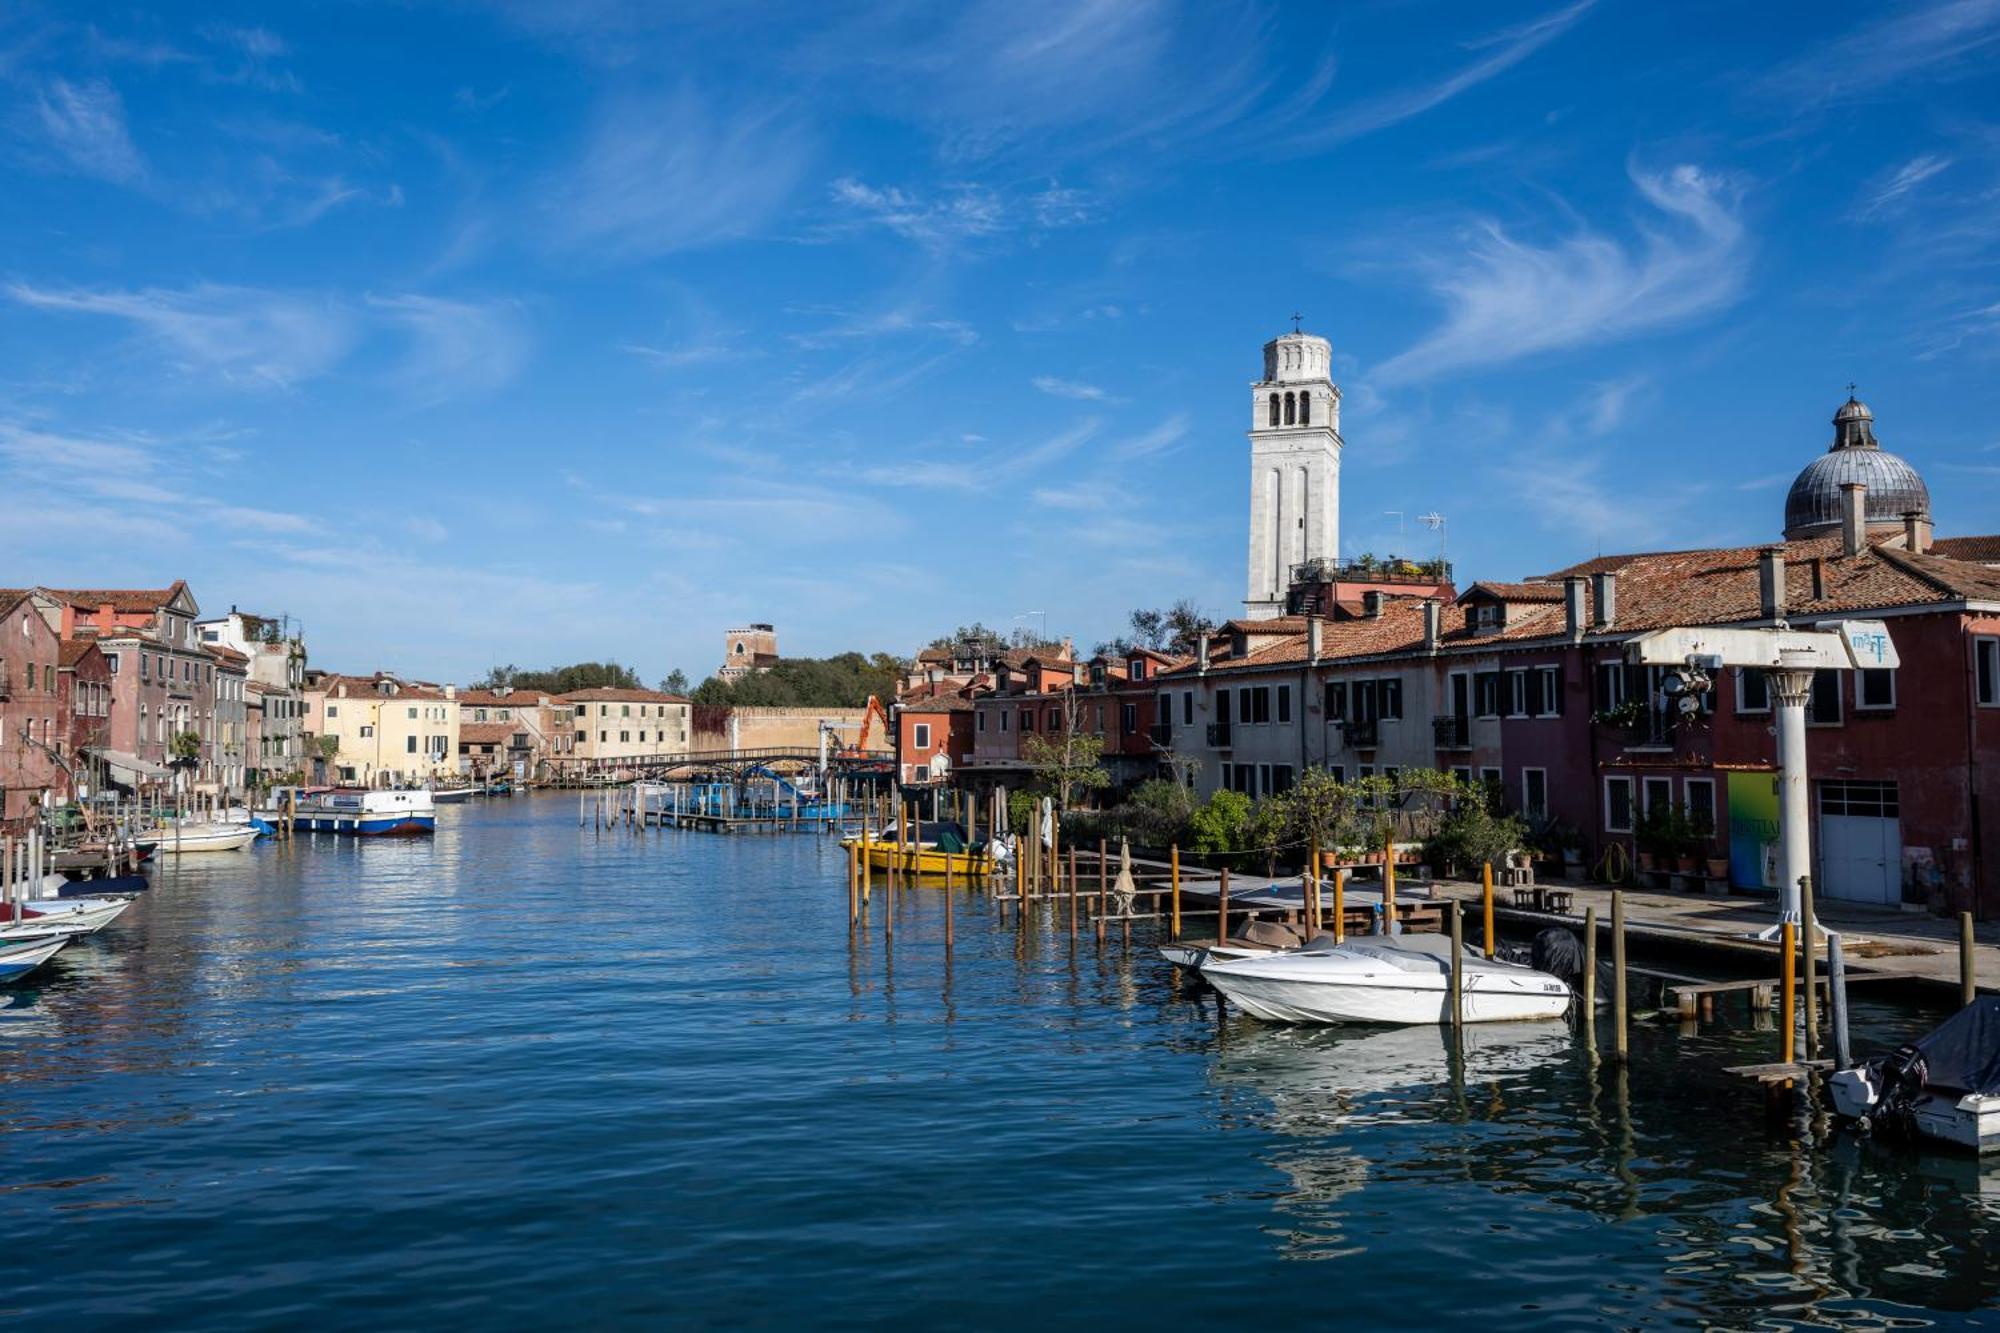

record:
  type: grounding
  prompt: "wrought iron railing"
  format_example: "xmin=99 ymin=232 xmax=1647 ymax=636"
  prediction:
xmin=1342 ymin=718 xmax=1379 ymax=749
xmin=1206 ymin=721 xmax=1231 ymax=748
xmin=1432 ymin=715 xmax=1470 ymax=748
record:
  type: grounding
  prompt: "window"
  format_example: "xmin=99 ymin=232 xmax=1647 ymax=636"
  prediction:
xmin=1807 ymin=669 xmax=1842 ymax=725
xmin=999 ymin=710 xmax=1008 ymax=732
xmin=1128 ymin=659 xmax=1146 ymax=682
xmin=1522 ymin=768 xmax=1548 ymax=822
xmin=1272 ymin=764 xmax=1295 ymax=794
xmin=1046 ymin=707 xmax=1060 ymax=731
xmin=1978 ymin=638 xmax=1999 ymax=706
xmin=1268 ymin=392 xmax=1280 ymax=427
xmin=1605 ymin=777 xmax=1635 ymax=833
xmin=914 ymin=765 xmax=930 ymax=783
xmin=1642 ymin=776 xmax=1672 ymax=816
xmin=1474 ymin=671 xmax=1501 ymax=718
xmin=1182 ymin=691 xmax=1193 ymax=725
xmin=1736 ymin=668 xmax=1770 ymax=714
xmin=914 ymin=722 xmax=931 ymax=749
xmin=1239 ymin=689 xmax=1253 ymax=724
xmin=1284 ymin=391 xmax=1295 ymax=425
xmin=1297 ymin=393 xmax=1309 ymax=426
xmin=620 ymin=731 xmax=630 ymax=743
xmin=408 ymin=706 xmax=418 ymax=719
xmin=359 ymin=724 xmax=374 ymax=738
xmin=575 ymin=729 xmax=585 ymax=743
xmin=1276 ymin=685 xmax=1291 ymax=724
xmin=405 ymin=735 xmax=416 ymax=753
xmin=1258 ymin=763 xmax=1272 ymax=795
xmin=1020 ymin=708 xmax=1035 ymax=733
xmin=1250 ymin=687 xmax=1271 ymax=724
xmin=1121 ymin=702 xmax=1137 ymax=733
xmin=622 ymin=704 xmax=631 ymax=718
xmin=1473 ymin=603 xmax=1504 ymax=632
xmin=639 ymin=731 xmax=648 ymax=742
xmin=1684 ymin=778 xmax=1716 ymax=835
xmin=600 ymin=730 xmax=608 ymax=742
xmin=1379 ymin=678 xmax=1402 ymax=721
xmin=1215 ymin=688 xmax=1230 ymax=726
xmin=1820 ymin=779 xmax=1899 ymax=818
xmin=1857 ymin=668 xmax=1895 ymax=711
xmin=1479 ymin=766 xmax=1503 ymax=804
xmin=105 ymin=652 xmax=119 ymax=674
xmin=1534 ymin=666 xmax=1561 ymax=717
xmin=1450 ymin=765 xmax=1473 ymax=785
xmin=1324 ymin=681 xmax=1347 ymax=719
xmin=1506 ymin=670 xmax=1528 ymax=717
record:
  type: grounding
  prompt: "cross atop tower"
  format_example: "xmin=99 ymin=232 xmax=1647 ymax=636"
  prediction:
xmin=1291 ymin=311 xmax=1304 ymax=333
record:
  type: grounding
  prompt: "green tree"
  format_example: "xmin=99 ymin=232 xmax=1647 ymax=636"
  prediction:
xmin=659 ymin=668 xmax=691 ymax=696
xmin=313 ymin=734 xmax=341 ymax=762
xmin=1186 ymin=789 xmax=1252 ymax=855
xmin=1022 ymin=691 xmax=1109 ymax=812
xmin=169 ymin=730 xmax=202 ymax=763
xmin=690 ymin=652 xmax=903 ymax=708
xmin=476 ymin=661 xmax=643 ymax=693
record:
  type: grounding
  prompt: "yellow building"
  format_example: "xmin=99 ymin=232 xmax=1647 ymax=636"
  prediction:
xmin=305 ymin=672 xmax=462 ymax=788
xmin=557 ymin=687 xmax=690 ymax=773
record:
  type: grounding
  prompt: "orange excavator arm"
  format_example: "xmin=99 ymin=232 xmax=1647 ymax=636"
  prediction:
xmin=855 ymin=695 xmax=890 ymax=753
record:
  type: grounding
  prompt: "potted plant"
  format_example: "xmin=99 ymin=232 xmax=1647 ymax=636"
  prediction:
xmin=1634 ymin=802 xmax=1669 ymax=873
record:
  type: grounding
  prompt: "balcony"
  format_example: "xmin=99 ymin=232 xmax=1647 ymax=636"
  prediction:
xmin=1432 ymin=715 xmax=1470 ymax=749
xmin=1622 ymin=712 xmax=1676 ymax=750
xmin=1342 ymin=718 xmax=1379 ymax=749
xmin=1206 ymin=721 xmax=1232 ymax=748
xmin=1149 ymin=722 xmax=1173 ymax=746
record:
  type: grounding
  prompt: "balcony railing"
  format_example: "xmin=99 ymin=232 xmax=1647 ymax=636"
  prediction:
xmin=1206 ymin=721 xmax=1232 ymax=748
xmin=1342 ymin=718 xmax=1379 ymax=749
xmin=1149 ymin=722 xmax=1173 ymax=746
xmin=1622 ymin=712 xmax=1676 ymax=749
xmin=1432 ymin=715 xmax=1470 ymax=749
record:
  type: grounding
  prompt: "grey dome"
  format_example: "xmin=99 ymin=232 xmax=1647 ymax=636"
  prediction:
xmin=1783 ymin=397 xmax=1930 ymax=539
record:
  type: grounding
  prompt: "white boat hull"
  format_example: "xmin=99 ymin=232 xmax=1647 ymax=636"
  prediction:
xmin=158 ymin=824 xmax=261 ymax=853
xmin=0 ymin=896 xmax=134 ymax=939
xmin=1203 ymin=936 xmax=1572 ymax=1026
xmin=0 ymin=933 xmax=69 ymax=982
xmin=1829 ymin=1067 xmax=2000 ymax=1154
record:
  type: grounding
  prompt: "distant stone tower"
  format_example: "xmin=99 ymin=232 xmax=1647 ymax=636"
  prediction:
xmin=1245 ymin=328 xmax=1343 ymax=619
xmin=719 ymin=623 xmax=778 ymax=680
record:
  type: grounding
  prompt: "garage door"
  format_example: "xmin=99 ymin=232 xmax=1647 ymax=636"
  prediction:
xmin=1817 ymin=780 xmax=1901 ymax=906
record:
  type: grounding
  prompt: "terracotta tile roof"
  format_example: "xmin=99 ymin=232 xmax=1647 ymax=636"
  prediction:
xmin=459 ymin=722 xmax=520 ymax=745
xmin=1930 ymin=535 xmax=2000 ymax=563
xmin=313 ymin=672 xmax=454 ymax=702
xmin=456 ymin=688 xmax=552 ymax=707
xmin=77 ymin=624 xmax=165 ymax=647
xmin=44 ymin=581 xmax=191 ymax=613
xmin=558 ymin=687 xmax=689 ymax=703
xmin=57 ymin=639 xmax=103 ymax=668
xmin=245 ymin=680 xmax=288 ymax=695
xmin=204 ymin=645 xmax=250 ymax=668
xmin=1461 ymin=580 xmax=1564 ymax=603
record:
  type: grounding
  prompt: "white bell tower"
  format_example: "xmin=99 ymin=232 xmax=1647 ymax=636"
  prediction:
xmin=1245 ymin=325 xmax=1342 ymax=619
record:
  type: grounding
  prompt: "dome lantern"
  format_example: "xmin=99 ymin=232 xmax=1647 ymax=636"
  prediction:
xmin=1782 ymin=394 xmax=1930 ymax=541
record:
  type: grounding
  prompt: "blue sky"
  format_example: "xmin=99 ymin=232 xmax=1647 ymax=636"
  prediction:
xmin=2 ymin=1 xmax=1997 ymax=684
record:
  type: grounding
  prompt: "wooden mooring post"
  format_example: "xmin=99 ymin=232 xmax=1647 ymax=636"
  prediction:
xmin=1449 ymin=901 xmax=1464 ymax=1030
xmin=1482 ymin=861 xmax=1496 ymax=958
xmin=1963 ymin=911 xmax=1978 ymax=1008
xmin=1581 ymin=903 xmax=1597 ymax=1033
xmin=1780 ymin=918 xmax=1797 ymax=1065
xmin=1611 ymin=890 xmax=1628 ymax=1063
xmin=1801 ymin=875 xmax=1819 ymax=1059
xmin=1169 ymin=844 xmax=1182 ymax=942
xmin=1095 ymin=838 xmax=1107 ymax=947
xmin=1218 ymin=866 xmax=1231 ymax=944
xmin=1068 ymin=846 xmax=1079 ymax=942
xmin=1333 ymin=868 xmax=1347 ymax=945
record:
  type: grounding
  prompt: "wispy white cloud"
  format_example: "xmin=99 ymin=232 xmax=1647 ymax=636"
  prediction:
xmin=548 ymin=87 xmax=813 ymax=259
xmin=1279 ymin=1 xmax=1593 ymax=154
xmin=828 ymin=177 xmax=1004 ymax=248
xmin=1374 ymin=163 xmax=1747 ymax=385
xmin=1032 ymin=374 xmax=1111 ymax=401
xmin=367 ymin=294 xmax=531 ymax=403
xmin=33 ymin=78 xmax=146 ymax=184
xmin=1854 ymin=154 xmax=1953 ymax=220
xmin=7 ymin=282 xmax=528 ymax=400
xmin=1760 ymin=0 xmax=2000 ymax=106
xmin=1111 ymin=413 xmax=1189 ymax=459
xmin=7 ymin=281 xmax=354 ymax=388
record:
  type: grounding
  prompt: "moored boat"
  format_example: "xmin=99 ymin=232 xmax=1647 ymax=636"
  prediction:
xmin=156 ymin=822 xmax=261 ymax=853
xmin=1831 ymin=998 xmax=2000 ymax=1154
xmin=0 ymin=895 xmax=133 ymax=939
xmin=842 ymin=821 xmax=991 ymax=878
xmin=284 ymin=788 xmax=436 ymax=836
xmin=1201 ymin=934 xmax=1572 ymax=1026
xmin=0 ymin=933 xmax=71 ymax=983
xmin=428 ymin=786 xmax=478 ymax=804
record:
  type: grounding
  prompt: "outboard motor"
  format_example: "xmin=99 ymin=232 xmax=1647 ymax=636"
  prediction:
xmin=1529 ymin=927 xmax=1587 ymax=983
xmin=1858 ymin=1042 xmax=1929 ymax=1141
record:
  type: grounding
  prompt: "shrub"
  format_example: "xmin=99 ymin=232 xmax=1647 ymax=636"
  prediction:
xmin=1185 ymin=789 xmax=1253 ymax=855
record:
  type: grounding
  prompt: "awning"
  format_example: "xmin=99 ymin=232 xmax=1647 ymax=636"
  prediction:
xmin=92 ymin=750 xmax=173 ymax=781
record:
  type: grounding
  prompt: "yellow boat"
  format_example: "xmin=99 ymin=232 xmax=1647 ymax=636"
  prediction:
xmin=842 ymin=821 xmax=994 ymax=879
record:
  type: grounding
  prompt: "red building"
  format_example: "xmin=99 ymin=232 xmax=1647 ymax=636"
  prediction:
xmin=0 ymin=590 xmax=66 ymax=825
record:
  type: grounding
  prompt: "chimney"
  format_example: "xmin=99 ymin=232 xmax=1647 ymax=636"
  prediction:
xmin=1902 ymin=509 xmax=1931 ymax=554
xmin=1197 ymin=636 xmax=1210 ymax=673
xmin=1758 ymin=546 xmax=1786 ymax=622
xmin=1421 ymin=600 xmax=1440 ymax=652
xmin=1563 ymin=576 xmax=1587 ymax=638
xmin=1840 ymin=481 xmax=1866 ymax=557
xmin=1306 ymin=614 xmax=1323 ymax=662
xmin=445 ymin=684 xmax=456 ymax=699
xmin=1590 ymin=571 xmax=1617 ymax=630
xmin=1363 ymin=590 xmax=1386 ymax=619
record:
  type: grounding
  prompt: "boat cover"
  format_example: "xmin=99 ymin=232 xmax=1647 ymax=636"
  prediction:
xmin=1907 ymin=997 xmax=2000 ymax=1096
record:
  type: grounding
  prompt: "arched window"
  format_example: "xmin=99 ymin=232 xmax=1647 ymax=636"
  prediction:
xmin=1298 ymin=392 xmax=1309 ymax=426
xmin=1268 ymin=393 xmax=1280 ymax=427
xmin=1284 ymin=392 xmax=1296 ymax=426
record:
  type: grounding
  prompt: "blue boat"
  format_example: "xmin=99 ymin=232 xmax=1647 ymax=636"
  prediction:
xmin=283 ymin=789 xmax=437 ymax=837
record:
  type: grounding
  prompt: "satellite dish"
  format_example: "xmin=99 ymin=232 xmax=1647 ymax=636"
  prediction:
xmin=1660 ymin=672 xmax=1688 ymax=698
xmin=1678 ymin=695 xmax=1700 ymax=716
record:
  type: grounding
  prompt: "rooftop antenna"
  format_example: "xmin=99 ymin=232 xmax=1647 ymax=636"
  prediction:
xmin=1419 ymin=511 xmax=1447 ymax=564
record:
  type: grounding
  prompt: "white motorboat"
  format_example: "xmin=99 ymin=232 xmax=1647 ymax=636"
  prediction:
xmin=1202 ymin=933 xmax=1572 ymax=1026
xmin=428 ymin=786 xmax=477 ymax=804
xmin=0 ymin=895 xmax=134 ymax=939
xmin=156 ymin=822 xmax=261 ymax=853
xmin=1830 ymin=998 xmax=2000 ymax=1154
xmin=0 ymin=932 xmax=71 ymax=983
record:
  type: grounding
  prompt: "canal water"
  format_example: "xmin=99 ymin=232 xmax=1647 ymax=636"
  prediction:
xmin=3 ymin=796 xmax=1994 ymax=1329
